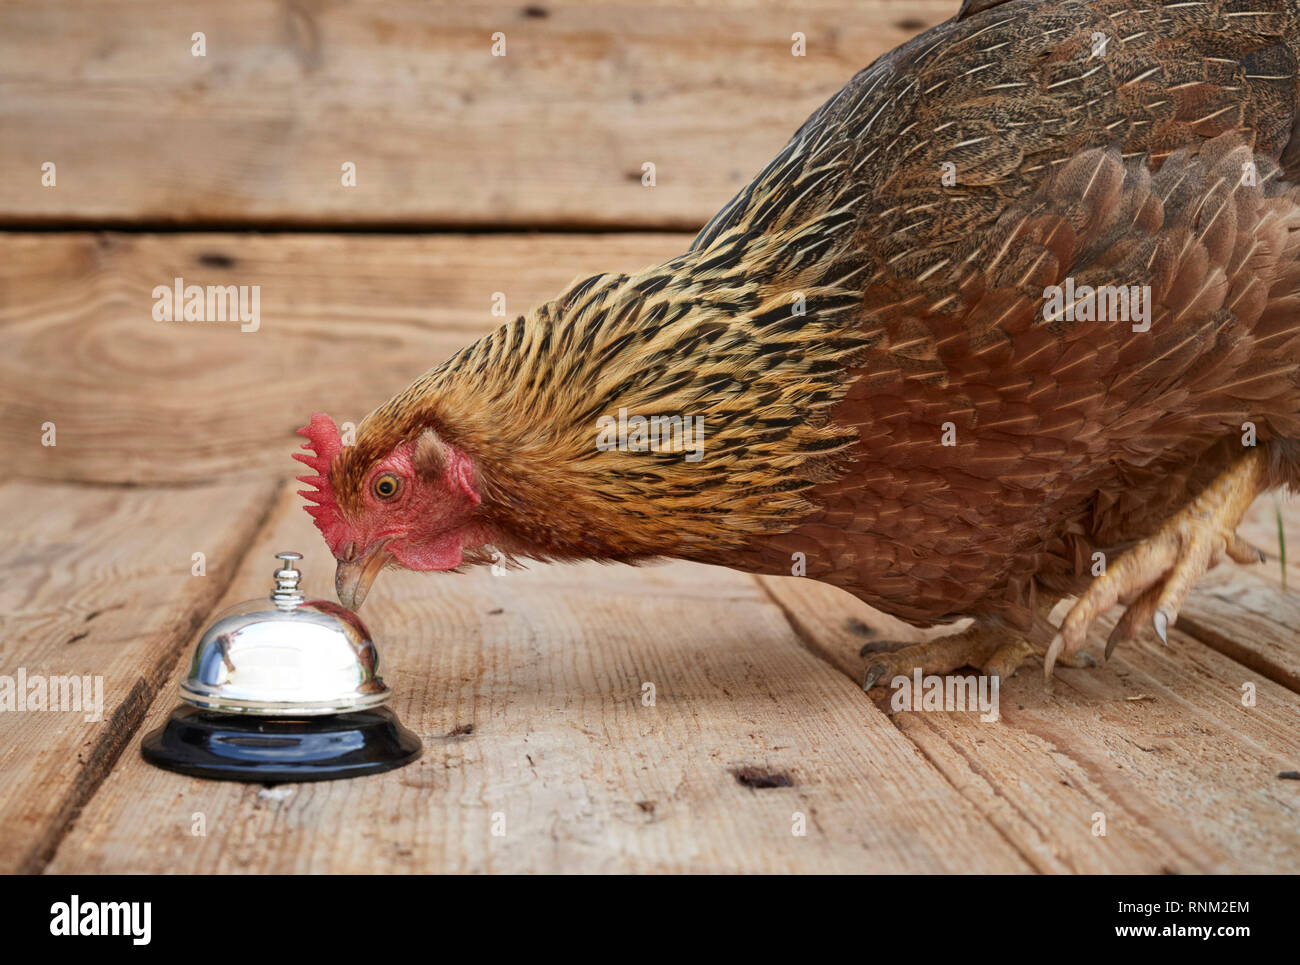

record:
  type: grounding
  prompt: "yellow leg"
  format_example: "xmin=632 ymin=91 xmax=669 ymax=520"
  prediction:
xmin=1044 ymin=448 xmax=1268 ymax=680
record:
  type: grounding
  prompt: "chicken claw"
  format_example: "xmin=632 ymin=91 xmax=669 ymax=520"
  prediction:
xmin=1045 ymin=449 xmax=1269 ymax=681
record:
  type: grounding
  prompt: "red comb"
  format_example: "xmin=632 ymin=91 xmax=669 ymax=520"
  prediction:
xmin=294 ymin=413 xmax=349 ymax=551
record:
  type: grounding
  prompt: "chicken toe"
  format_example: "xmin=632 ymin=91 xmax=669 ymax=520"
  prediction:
xmin=863 ymin=622 xmax=1048 ymax=692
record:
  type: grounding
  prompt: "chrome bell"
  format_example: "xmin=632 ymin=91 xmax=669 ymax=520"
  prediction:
xmin=141 ymin=552 xmax=421 ymax=782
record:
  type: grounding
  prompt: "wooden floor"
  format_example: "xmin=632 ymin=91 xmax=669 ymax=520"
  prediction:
xmin=2 ymin=0 xmax=1299 ymax=874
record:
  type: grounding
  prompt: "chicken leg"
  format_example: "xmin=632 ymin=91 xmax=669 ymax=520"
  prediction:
xmin=1043 ymin=447 xmax=1269 ymax=680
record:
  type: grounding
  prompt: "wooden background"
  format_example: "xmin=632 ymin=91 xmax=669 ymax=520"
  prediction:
xmin=1 ymin=0 xmax=1298 ymax=874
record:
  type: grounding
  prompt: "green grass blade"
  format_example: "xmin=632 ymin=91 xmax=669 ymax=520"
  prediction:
xmin=1275 ymin=492 xmax=1288 ymax=592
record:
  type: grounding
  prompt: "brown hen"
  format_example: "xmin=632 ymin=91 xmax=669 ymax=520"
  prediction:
xmin=298 ymin=0 xmax=1300 ymax=688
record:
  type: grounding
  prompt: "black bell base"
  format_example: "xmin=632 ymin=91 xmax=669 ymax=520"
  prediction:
xmin=141 ymin=704 xmax=422 ymax=783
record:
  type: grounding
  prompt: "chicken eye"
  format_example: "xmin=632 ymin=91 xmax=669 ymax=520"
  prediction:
xmin=372 ymin=473 xmax=401 ymax=500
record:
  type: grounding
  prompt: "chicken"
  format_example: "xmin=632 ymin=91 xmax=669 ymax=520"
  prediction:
xmin=296 ymin=0 xmax=1300 ymax=688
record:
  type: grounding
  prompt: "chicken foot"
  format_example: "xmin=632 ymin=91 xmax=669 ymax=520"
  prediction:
xmin=861 ymin=594 xmax=1088 ymax=692
xmin=1043 ymin=447 xmax=1269 ymax=681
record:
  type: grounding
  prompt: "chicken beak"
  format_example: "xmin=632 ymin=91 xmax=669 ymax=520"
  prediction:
xmin=335 ymin=542 xmax=393 ymax=611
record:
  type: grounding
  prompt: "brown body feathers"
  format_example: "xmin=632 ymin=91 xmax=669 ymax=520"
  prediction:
xmin=340 ymin=0 xmax=1300 ymax=629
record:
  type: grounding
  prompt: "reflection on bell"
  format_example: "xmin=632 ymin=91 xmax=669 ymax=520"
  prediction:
xmin=142 ymin=552 xmax=421 ymax=782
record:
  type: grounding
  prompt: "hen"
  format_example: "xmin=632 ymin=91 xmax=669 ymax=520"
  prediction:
xmin=297 ymin=0 xmax=1300 ymax=687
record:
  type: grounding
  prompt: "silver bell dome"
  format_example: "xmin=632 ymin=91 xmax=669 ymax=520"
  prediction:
xmin=179 ymin=552 xmax=390 ymax=716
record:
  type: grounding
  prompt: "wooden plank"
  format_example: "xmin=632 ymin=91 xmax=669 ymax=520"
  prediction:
xmin=759 ymin=527 xmax=1300 ymax=873
xmin=880 ymin=634 xmax=1300 ymax=875
xmin=0 ymin=231 xmax=691 ymax=485
xmin=0 ymin=477 xmax=275 ymax=873
xmin=0 ymin=1 xmax=951 ymax=228
xmin=49 ymin=482 xmax=1031 ymax=873
xmin=1177 ymin=568 xmax=1300 ymax=694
